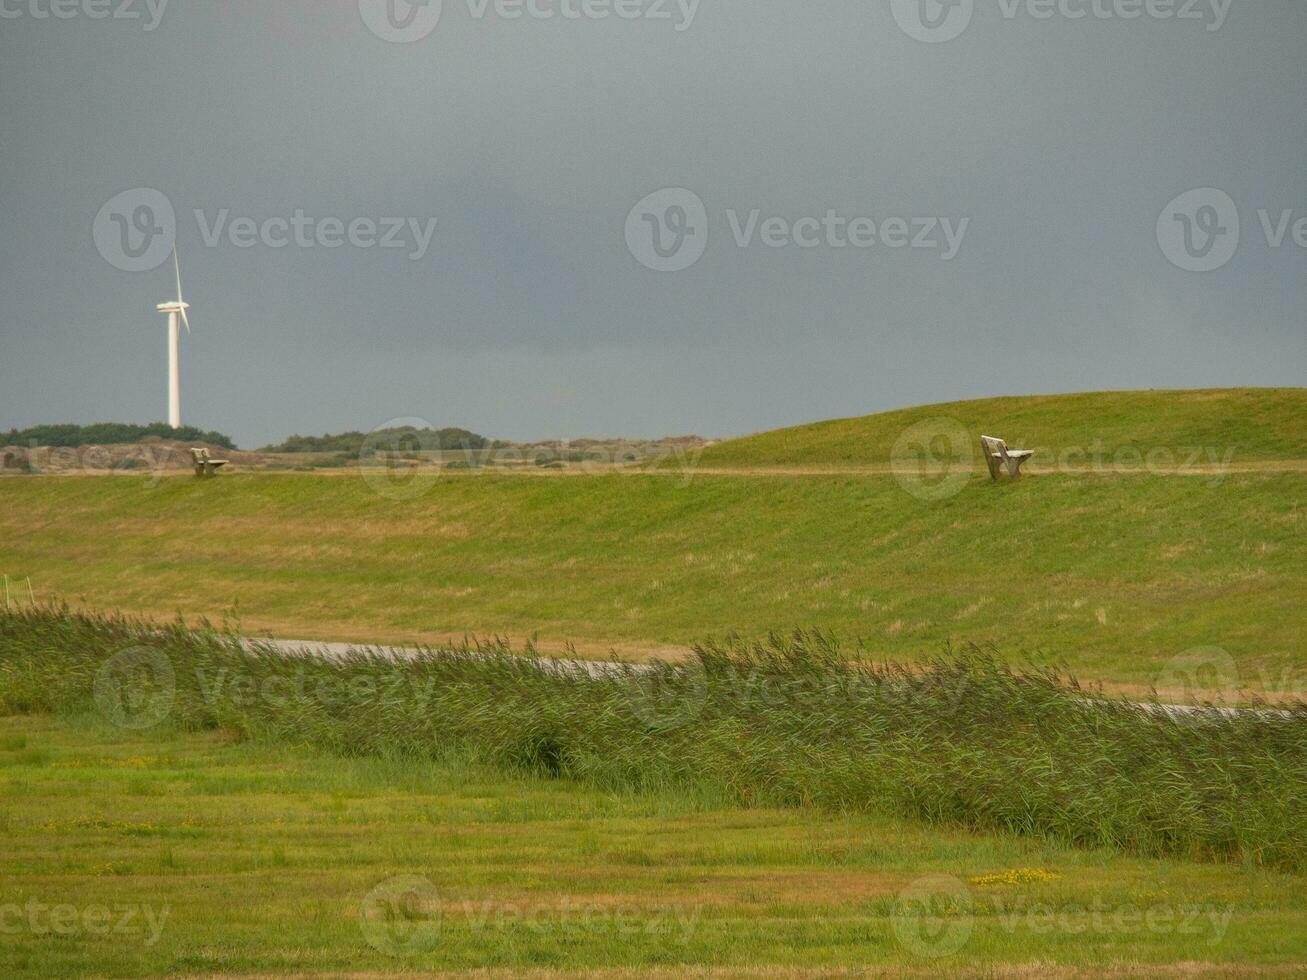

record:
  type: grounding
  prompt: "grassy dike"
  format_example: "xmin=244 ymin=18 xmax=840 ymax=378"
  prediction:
xmin=3 ymin=389 xmax=1304 ymax=692
xmin=0 ymin=465 xmax=1302 ymax=691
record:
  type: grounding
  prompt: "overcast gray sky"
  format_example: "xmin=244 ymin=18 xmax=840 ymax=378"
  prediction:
xmin=1 ymin=0 xmax=1303 ymax=448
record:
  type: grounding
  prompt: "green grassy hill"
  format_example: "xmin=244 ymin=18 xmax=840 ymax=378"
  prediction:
xmin=0 ymin=389 xmax=1303 ymax=693
xmin=0 ymin=473 xmax=1302 ymax=691
xmin=699 ymin=388 xmax=1307 ymax=468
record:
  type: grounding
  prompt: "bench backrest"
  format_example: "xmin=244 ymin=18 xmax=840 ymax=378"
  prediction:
xmin=190 ymin=448 xmax=211 ymax=462
xmin=980 ymin=435 xmax=1008 ymax=461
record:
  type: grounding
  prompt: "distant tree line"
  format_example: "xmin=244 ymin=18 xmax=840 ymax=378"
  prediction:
xmin=261 ymin=427 xmax=500 ymax=456
xmin=2 ymin=423 xmax=237 ymax=450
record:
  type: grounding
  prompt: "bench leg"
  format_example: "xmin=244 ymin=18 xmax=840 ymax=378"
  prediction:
xmin=1006 ymin=457 xmax=1028 ymax=478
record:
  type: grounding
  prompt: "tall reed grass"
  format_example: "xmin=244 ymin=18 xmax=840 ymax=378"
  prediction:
xmin=2 ymin=606 xmax=1304 ymax=873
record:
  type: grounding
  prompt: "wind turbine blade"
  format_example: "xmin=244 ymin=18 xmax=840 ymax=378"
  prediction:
xmin=173 ymin=247 xmax=191 ymax=333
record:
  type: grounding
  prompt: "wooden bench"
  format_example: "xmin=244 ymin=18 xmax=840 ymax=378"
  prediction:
xmin=980 ymin=435 xmax=1034 ymax=480
xmin=190 ymin=447 xmax=229 ymax=478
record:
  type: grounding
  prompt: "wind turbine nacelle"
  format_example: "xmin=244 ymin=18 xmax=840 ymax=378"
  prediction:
xmin=156 ymin=301 xmax=190 ymax=314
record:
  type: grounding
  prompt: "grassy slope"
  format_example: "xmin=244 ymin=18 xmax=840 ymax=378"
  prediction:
xmin=697 ymin=389 xmax=1307 ymax=468
xmin=2 ymin=715 xmax=1304 ymax=977
xmin=1 ymin=467 xmax=1303 ymax=690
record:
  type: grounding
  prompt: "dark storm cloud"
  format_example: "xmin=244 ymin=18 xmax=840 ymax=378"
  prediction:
xmin=0 ymin=0 xmax=1303 ymax=446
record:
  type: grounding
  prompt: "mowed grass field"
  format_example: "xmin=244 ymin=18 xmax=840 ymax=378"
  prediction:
xmin=1 ymin=389 xmax=1305 ymax=695
xmin=3 ymin=714 xmax=1306 ymax=978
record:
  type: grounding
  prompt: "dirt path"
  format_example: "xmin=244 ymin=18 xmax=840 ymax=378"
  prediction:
xmin=16 ymin=459 xmax=1307 ymax=480
xmin=646 ymin=461 xmax=1307 ymax=478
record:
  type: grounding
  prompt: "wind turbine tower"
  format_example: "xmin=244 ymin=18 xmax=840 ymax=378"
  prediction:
xmin=155 ymin=248 xmax=192 ymax=429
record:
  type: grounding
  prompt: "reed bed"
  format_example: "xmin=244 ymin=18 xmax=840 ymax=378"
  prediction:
xmin=2 ymin=606 xmax=1304 ymax=873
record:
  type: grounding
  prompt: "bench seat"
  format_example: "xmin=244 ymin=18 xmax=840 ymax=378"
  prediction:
xmin=190 ymin=448 xmax=229 ymax=478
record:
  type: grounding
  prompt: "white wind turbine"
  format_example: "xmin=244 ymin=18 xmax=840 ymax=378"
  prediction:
xmin=155 ymin=248 xmax=192 ymax=429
